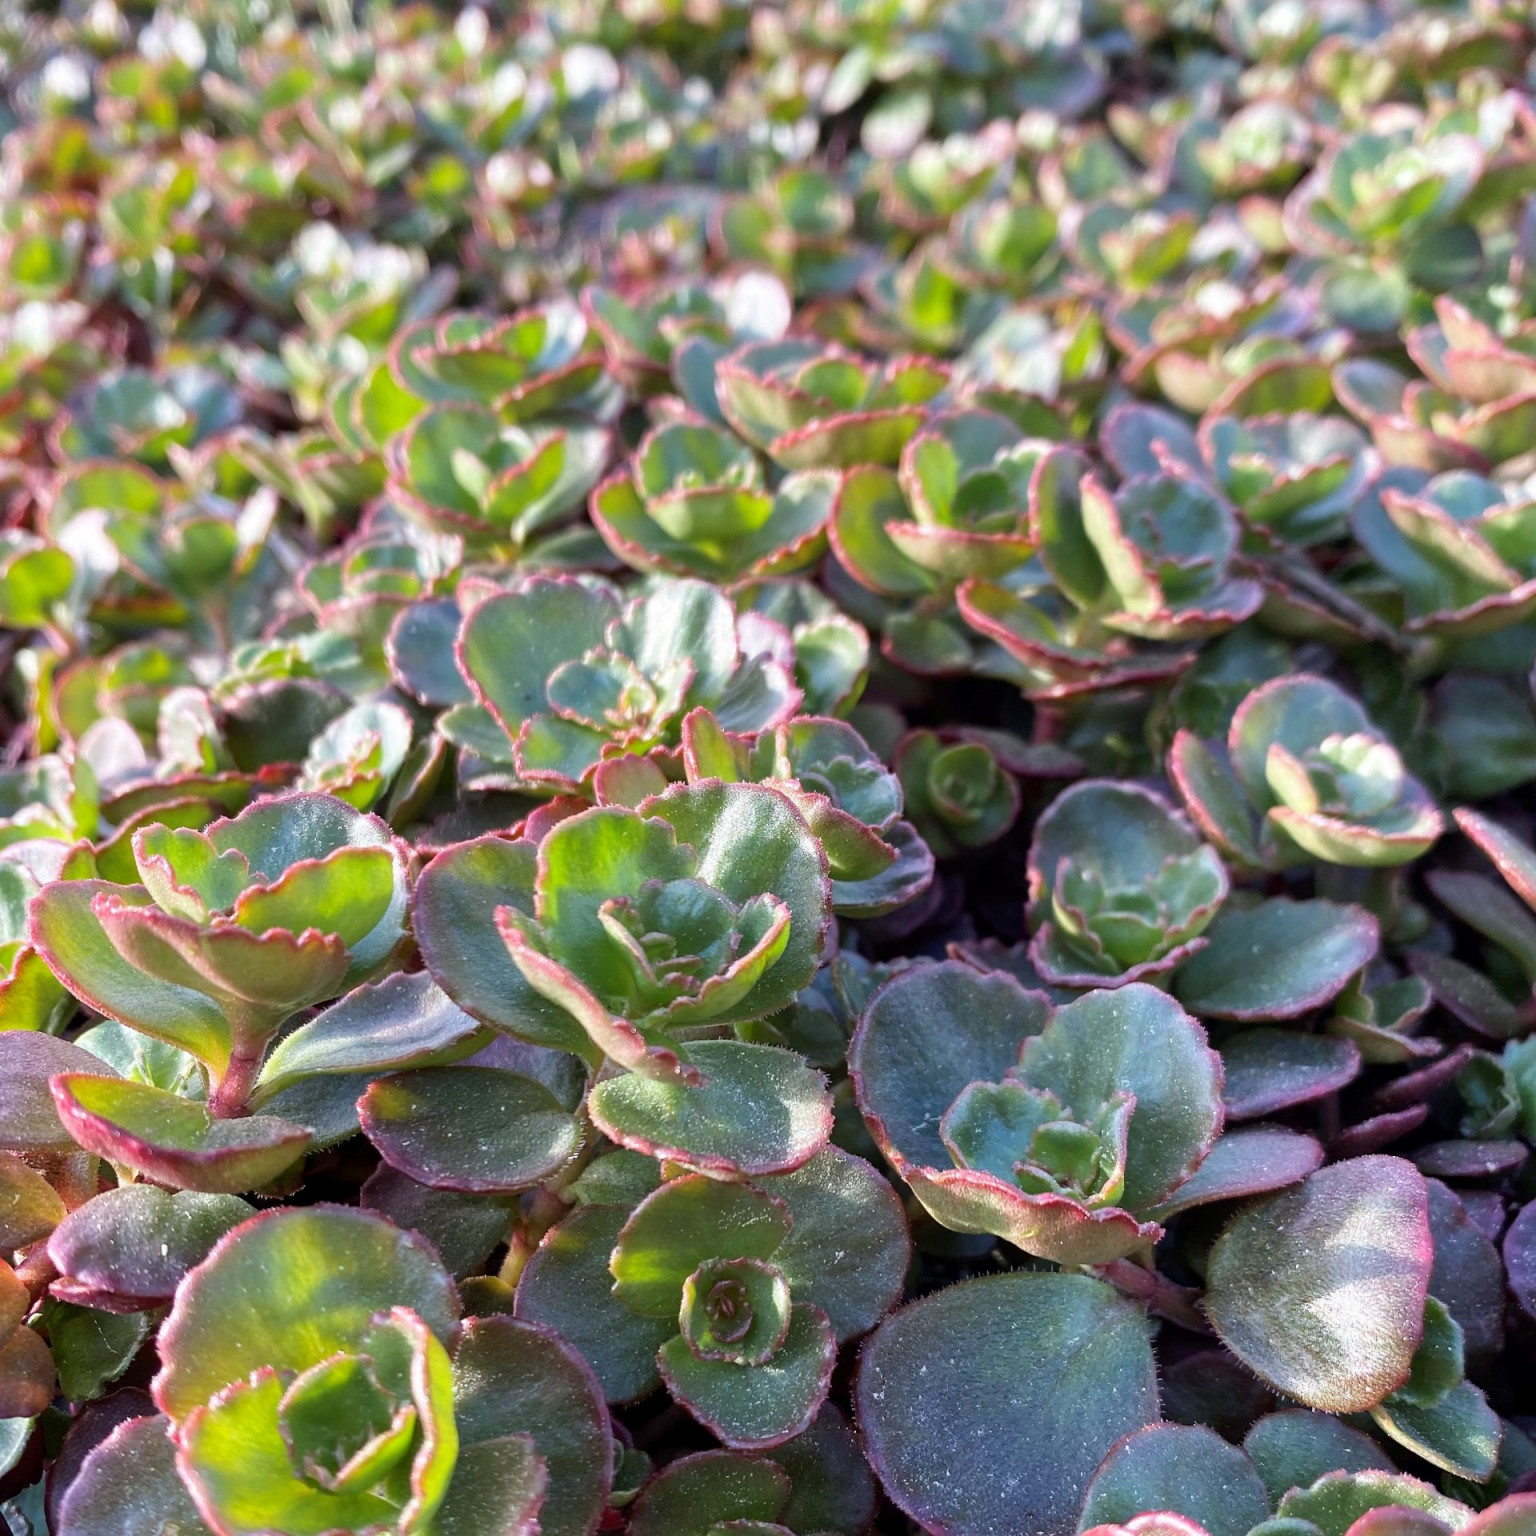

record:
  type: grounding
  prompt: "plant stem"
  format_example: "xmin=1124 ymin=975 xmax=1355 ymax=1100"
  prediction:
xmin=209 ymin=1045 xmax=265 ymax=1118
xmin=1096 ymin=1257 xmax=1212 ymax=1335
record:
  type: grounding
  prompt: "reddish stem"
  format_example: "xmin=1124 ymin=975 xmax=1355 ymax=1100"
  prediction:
xmin=1097 ymin=1258 xmax=1212 ymax=1335
xmin=208 ymin=1046 xmax=265 ymax=1119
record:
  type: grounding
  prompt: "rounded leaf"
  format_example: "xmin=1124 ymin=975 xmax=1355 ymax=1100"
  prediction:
xmin=1175 ymin=899 xmax=1379 ymax=1021
xmin=1020 ymin=984 xmax=1224 ymax=1210
xmin=659 ymin=1303 xmax=836 ymax=1451
xmin=1205 ymin=1158 xmax=1433 ymax=1413
xmin=857 ymin=1272 xmax=1158 ymax=1536
xmin=850 ymin=961 xmax=1052 ymax=1171
xmin=764 ymin=1146 xmax=910 ymax=1341
xmin=515 ymin=1204 xmax=672 ymax=1403
xmin=154 ymin=1205 xmax=460 ymax=1422
xmin=588 ymin=1040 xmax=831 ymax=1177
xmin=360 ymin=1066 xmax=581 ymax=1193
xmin=450 ymin=1315 xmax=612 ymax=1536
xmin=56 ymin=1414 xmax=214 ymax=1536
xmin=47 ymin=1186 xmax=251 ymax=1311
xmin=1221 ymin=1032 xmax=1362 ymax=1120
xmin=1078 ymin=1425 xmax=1272 ymax=1536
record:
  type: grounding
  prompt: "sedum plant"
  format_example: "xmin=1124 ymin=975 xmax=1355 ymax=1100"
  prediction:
xmin=1025 ymin=779 xmax=1228 ymax=986
xmin=7 ymin=1 xmax=1536 ymax=1533
xmin=590 ymin=419 xmax=837 ymax=581
xmin=446 ymin=574 xmax=807 ymax=795
xmin=62 ymin=1205 xmax=613 ymax=1536
xmin=1170 ymin=674 xmax=1444 ymax=870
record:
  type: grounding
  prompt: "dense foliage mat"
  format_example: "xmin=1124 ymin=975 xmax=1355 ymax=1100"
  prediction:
xmin=2 ymin=0 xmax=1536 ymax=1532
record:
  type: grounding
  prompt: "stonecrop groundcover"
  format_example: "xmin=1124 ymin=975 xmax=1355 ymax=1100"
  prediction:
xmin=7 ymin=1 xmax=1536 ymax=1534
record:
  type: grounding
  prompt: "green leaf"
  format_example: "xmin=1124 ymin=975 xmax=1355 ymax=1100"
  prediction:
xmin=255 ymin=972 xmax=491 ymax=1100
xmin=589 ymin=1040 xmax=832 ymax=1177
xmin=611 ymin=1174 xmax=791 ymax=1317
xmin=450 ymin=1315 xmax=612 ymax=1536
xmin=0 ymin=1031 xmax=113 ymax=1152
xmin=829 ymin=466 xmax=935 ymax=597
xmin=1277 ymin=1472 xmax=1471 ymax=1536
xmin=0 ymin=1152 xmax=66 ymax=1247
xmin=361 ymin=1168 xmax=515 ymax=1281
xmin=1205 ymin=1157 xmax=1433 ymax=1413
xmin=414 ymin=835 xmax=601 ymax=1061
xmin=850 ymin=961 xmax=1051 ymax=1171
xmin=1145 ymin=1127 xmax=1323 ymax=1221
xmin=458 ymin=577 xmax=618 ymax=739
xmin=435 ymin=1435 xmax=546 ymax=1536
xmin=1371 ymin=1380 xmax=1502 ymax=1481
xmin=57 ymin=1414 xmax=215 ymax=1536
xmin=360 ymin=1066 xmax=581 ymax=1193
xmin=47 ymin=1184 xmax=251 ymax=1309
xmin=30 ymin=880 xmax=232 ymax=1071
xmin=230 ymin=845 xmax=396 ymax=951
xmin=857 ymin=1272 xmax=1158 ymax=1536
xmin=1018 ymin=983 xmax=1223 ymax=1210
xmin=628 ymin=1450 xmax=791 ymax=1536
xmin=1391 ymin=1297 xmax=1464 ymax=1408
xmin=1174 ymin=898 xmax=1379 ymax=1020
xmin=514 ymin=1204 xmax=673 ymax=1403
xmin=1242 ymin=1411 xmax=1393 ymax=1507
xmin=1458 ymin=808 xmax=1536 ymax=908
xmin=773 ymin=1405 xmax=878 ymax=1536
xmin=1221 ymin=1030 xmax=1363 ymax=1119
xmin=155 ymin=1205 xmax=460 ymax=1422
xmin=763 ymin=1146 xmax=910 ymax=1342
xmin=659 ymin=1303 xmax=836 ymax=1450
xmin=50 ymin=1074 xmax=311 ymax=1194
xmin=1077 ymin=1424 xmax=1272 ymax=1536
xmin=43 ymin=1299 xmax=149 ymax=1402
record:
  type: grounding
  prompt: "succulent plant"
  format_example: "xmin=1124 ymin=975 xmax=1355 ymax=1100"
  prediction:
xmin=386 ymin=402 xmax=610 ymax=553
xmin=591 ymin=419 xmax=836 ymax=580
xmin=416 ymin=776 xmax=832 ymax=1174
xmin=518 ymin=1149 xmax=905 ymax=1445
xmin=446 ymin=574 xmax=806 ymax=795
xmin=703 ymin=339 xmax=949 ymax=471
xmin=5 ymin=3 xmax=1536 ymax=1532
xmin=69 ymin=1205 xmax=613 ymax=1536
xmin=1171 ymin=674 xmax=1444 ymax=870
xmin=894 ymin=729 xmax=1020 ymax=858
xmin=1026 ymin=779 xmax=1229 ymax=986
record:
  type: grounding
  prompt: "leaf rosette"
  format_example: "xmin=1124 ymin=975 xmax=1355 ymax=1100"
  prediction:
xmin=489 ymin=779 xmax=829 ymax=1081
xmin=1068 ymin=470 xmax=1265 ymax=640
xmin=136 ymin=1205 xmax=611 ymax=1536
xmin=388 ymin=302 xmax=609 ymax=418
xmin=518 ymin=1147 xmax=907 ymax=1446
xmin=1354 ymin=467 xmax=1536 ymax=638
xmin=449 ymin=575 xmax=805 ymax=795
xmin=32 ymin=791 xmax=411 ymax=1121
xmin=894 ymin=729 xmax=1019 ymax=859
xmin=386 ymin=402 xmax=609 ymax=553
xmin=714 ymin=338 xmax=948 ymax=470
xmin=1103 ymin=402 xmax=1375 ymax=549
xmin=851 ymin=964 xmax=1239 ymax=1265
xmin=590 ymin=419 xmax=836 ymax=581
xmin=1026 ymin=779 xmax=1229 ymax=987
xmin=1170 ymin=673 xmax=1443 ymax=870
xmin=417 ymin=778 xmax=833 ymax=1174
xmin=633 ymin=708 xmax=933 ymax=918
xmin=884 ymin=408 xmax=1047 ymax=582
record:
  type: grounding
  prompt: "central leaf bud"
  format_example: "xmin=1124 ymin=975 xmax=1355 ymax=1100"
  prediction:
xmin=704 ymin=1276 xmax=754 ymax=1343
xmin=679 ymin=1256 xmax=792 ymax=1367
